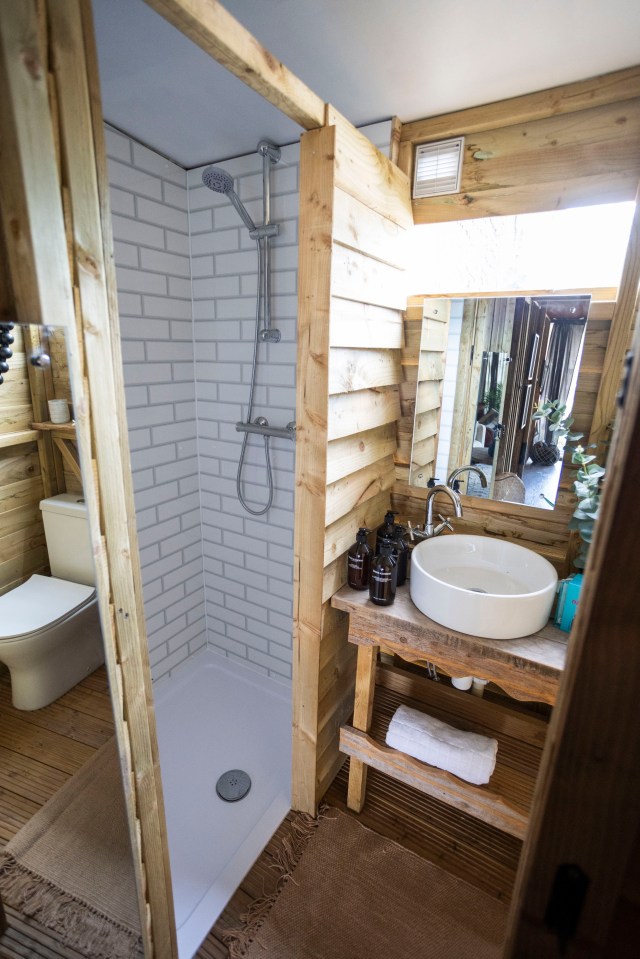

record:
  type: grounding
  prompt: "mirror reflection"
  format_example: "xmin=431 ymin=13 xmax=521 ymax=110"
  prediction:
xmin=410 ymin=294 xmax=590 ymax=509
xmin=0 ymin=325 xmax=143 ymax=958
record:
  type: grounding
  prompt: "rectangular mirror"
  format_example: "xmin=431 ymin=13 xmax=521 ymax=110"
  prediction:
xmin=410 ymin=294 xmax=590 ymax=509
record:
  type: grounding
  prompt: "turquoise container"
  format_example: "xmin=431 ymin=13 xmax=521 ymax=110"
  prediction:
xmin=554 ymin=573 xmax=584 ymax=632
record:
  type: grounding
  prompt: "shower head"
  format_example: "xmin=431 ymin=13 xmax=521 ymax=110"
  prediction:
xmin=202 ymin=165 xmax=234 ymax=194
xmin=201 ymin=165 xmax=257 ymax=232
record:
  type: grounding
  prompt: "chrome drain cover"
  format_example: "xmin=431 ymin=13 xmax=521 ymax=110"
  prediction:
xmin=216 ymin=769 xmax=251 ymax=802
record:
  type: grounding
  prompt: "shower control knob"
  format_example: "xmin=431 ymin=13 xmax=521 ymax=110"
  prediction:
xmin=254 ymin=416 xmax=268 ymax=427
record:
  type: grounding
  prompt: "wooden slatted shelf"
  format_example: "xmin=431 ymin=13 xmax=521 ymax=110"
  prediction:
xmin=340 ymin=664 xmax=546 ymax=840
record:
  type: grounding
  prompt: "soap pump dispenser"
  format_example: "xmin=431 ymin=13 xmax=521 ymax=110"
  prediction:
xmin=375 ymin=510 xmax=398 ymax=553
xmin=392 ymin=524 xmax=409 ymax=586
xmin=347 ymin=527 xmax=373 ymax=590
xmin=369 ymin=536 xmax=398 ymax=606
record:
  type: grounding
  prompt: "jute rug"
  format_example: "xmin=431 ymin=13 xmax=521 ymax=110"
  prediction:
xmin=0 ymin=737 xmax=142 ymax=959
xmin=224 ymin=808 xmax=507 ymax=959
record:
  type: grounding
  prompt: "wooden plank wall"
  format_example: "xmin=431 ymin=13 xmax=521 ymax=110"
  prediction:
xmin=398 ymin=67 xmax=640 ymax=224
xmin=0 ymin=251 xmax=76 ymax=597
xmin=405 ymin=298 xmax=450 ymax=486
xmin=393 ymin=291 xmax=617 ymax=576
xmin=0 ymin=320 xmax=48 ymax=596
xmin=293 ymin=113 xmax=412 ymax=813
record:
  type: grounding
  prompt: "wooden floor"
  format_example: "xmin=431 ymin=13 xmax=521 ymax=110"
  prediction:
xmin=1 ymin=665 xmax=524 ymax=959
xmin=0 ymin=665 xmax=114 ymax=959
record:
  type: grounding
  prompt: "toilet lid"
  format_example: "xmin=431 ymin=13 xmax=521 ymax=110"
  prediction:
xmin=0 ymin=574 xmax=95 ymax=639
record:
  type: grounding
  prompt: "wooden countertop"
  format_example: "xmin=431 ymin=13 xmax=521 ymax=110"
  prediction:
xmin=332 ymin=584 xmax=568 ymax=705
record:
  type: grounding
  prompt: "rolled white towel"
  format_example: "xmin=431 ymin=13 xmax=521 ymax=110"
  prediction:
xmin=385 ymin=704 xmax=497 ymax=785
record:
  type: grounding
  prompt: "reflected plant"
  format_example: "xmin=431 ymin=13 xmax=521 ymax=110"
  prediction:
xmin=532 ymin=399 xmax=581 ymax=446
xmin=533 ymin=399 xmax=606 ymax=569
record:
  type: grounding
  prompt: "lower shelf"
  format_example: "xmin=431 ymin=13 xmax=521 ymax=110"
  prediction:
xmin=339 ymin=664 xmax=548 ymax=840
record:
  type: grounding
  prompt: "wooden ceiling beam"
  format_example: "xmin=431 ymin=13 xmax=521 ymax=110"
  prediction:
xmin=143 ymin=0 xmax=326 ymax=131
xmin=399 ymin=65 xmax=640 ymax=146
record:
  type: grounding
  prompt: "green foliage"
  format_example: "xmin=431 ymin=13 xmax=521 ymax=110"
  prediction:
xmin=534 ymin=399 xmax=606 ymax=570
xmin=482 ymin=383 xmax=503 ymax=412
xmin=568 ymin=444 xmax=606 ymax=569
xmin=532 ymin=399 xmax=581 ymax=444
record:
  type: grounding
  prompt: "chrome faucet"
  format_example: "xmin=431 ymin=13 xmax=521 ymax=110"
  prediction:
xmin=447 ymin=465 xmax=488 ymax=493
xmin=408 ymin=482 xmax=463 ymax=541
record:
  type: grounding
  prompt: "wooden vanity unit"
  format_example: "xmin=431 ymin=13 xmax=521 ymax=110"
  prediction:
xmin=332 ymin=584 xmax=568 ymax=839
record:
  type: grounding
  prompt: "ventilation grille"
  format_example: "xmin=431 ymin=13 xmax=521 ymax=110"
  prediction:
xmin=413 ymin=137 xmax=464 ymax=198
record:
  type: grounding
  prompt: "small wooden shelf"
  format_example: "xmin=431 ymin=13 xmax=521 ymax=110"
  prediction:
xmin=31 ymin=420 xmax=81 ymax=482
xmin=340 ymin=665 xmax=545 ymax=839
xmin=31 ymin=420 xmax=76 ymax=438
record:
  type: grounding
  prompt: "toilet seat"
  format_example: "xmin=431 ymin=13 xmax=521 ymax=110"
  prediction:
xmin=0 ymin=574 xmax=95 ymax=641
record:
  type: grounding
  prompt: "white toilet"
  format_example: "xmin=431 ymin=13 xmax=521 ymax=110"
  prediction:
xmin=0 ymin=494 xmax=104 ymax=710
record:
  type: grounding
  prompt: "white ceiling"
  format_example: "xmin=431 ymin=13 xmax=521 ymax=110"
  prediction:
xmin=92 ymin=0 xmax=640 ymax=169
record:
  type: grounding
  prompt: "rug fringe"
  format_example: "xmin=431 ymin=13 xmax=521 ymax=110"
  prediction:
xmin=0 ymin=854 xmax=143 ymax=959
xmin=222 ymin=806 xmax=334 ymax=958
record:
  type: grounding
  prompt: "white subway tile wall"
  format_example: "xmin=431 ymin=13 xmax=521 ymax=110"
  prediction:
xmin=187 ymin=142 xmax=298 ymax=681
xmin=107 ymin=121 xmax=391 ymax=685
xmin=106 ymin=126 xmax=206 ymax=682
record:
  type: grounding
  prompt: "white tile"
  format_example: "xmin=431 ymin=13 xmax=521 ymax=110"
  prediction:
xmin=192 ymin=275 xmax=240 ymax=299
xmin=111 ymin=214 xmax=165 ymax=250
xmin=105 ymin=126 xmax=133 ymax=162
xmin=141 ymin=247 xmax=190 ymax=278
xmin=142 ymin=296 xmax=193 ymax=319
xmin=137 ymin=196 xmax=188 ymax=232
xmin=169 ymin=276 xmax=193 ymax=299
xmin=116 ymin=266 xmax=167 ymax=295
xmin=163 ymin=181 xmax=188 ymax=211
xmin=190 ymin=228 xmax=240 ymax=256
xmin=132 ymin=140 xmax=186 ymax=186
xmin=166 ymin=230 xmax=190 ymax=255
xmin=108 ymin=158 xmax=162 ymax=201
xmin=109 ymin=188 xmax=136 ymax=216
xmin=114 ymin=241 xmax=139 ymax=267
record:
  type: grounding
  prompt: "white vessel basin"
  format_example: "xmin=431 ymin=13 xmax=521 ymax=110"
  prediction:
xmin=410 ymin=534 xmax=558 ymax=639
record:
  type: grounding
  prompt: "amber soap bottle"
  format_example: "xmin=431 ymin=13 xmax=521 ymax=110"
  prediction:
xmin=347 ymin=527 xmax=373 ymax=590
xmin=369 ymin=537 xmax=398 ymax=606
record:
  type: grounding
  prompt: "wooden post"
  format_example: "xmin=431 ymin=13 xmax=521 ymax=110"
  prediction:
xmin=47 ymin=1 xmax=177 ymax=954
xmin=346 ymin=644 xmax=378 ymax=812
xmin=292 ymin=125 xmax=336 ymax=813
